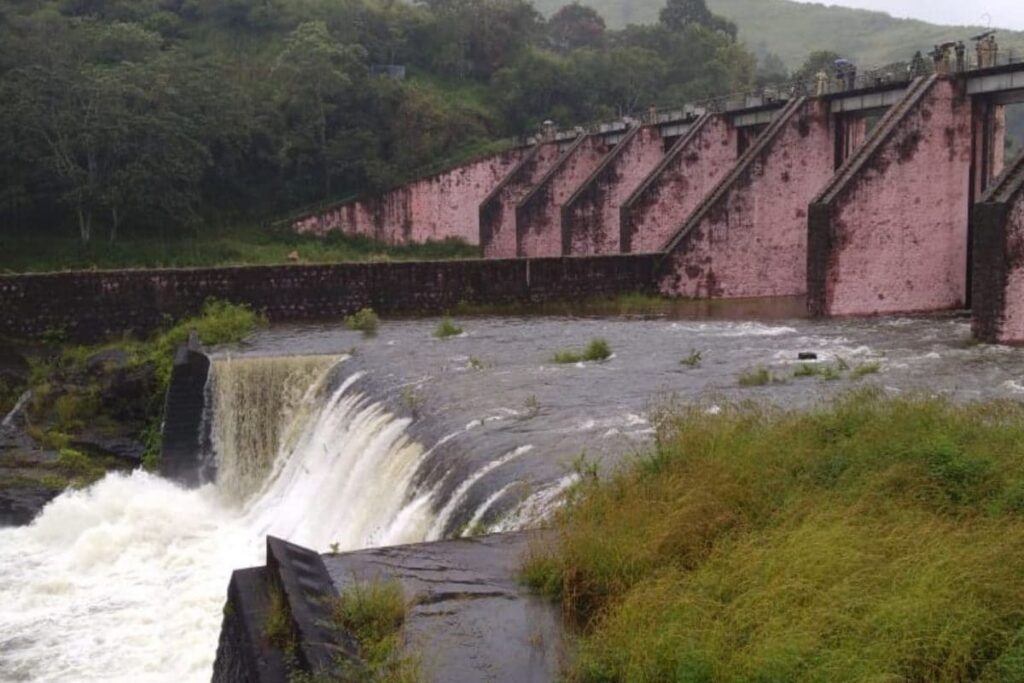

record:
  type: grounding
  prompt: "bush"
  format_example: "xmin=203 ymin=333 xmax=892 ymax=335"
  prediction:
xmin=345 ymin=308 xmax=380 ymax=334
xmin=522 ymin=391 xmax=1024 ymax=682
xmin=434 ymin=318 xmax=463 ymax=339
xmin=680 ymin=349 xmax=702 ymax=367
xmin=553 ymin=338 xmax=612 ymax=364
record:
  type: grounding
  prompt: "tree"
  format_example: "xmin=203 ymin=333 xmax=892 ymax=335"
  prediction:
xmin=273 ymin=20 xmax=367 ymax=200
xmin=659 ymin=0 xmax=736 ymax=39
xmin=794 ymin=50 xmax=842 ymax=82
xmin=548 ymin=4 xmax=606 ymax=53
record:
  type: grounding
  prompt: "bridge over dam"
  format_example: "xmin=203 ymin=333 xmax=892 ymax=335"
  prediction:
xmin=293 ymin=60 xmax=1024 ymax=344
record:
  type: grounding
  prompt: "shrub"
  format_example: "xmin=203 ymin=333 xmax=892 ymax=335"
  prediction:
xmin=434 ymin=318 xmax=463 ymax=339
xmin=345 ymin=308 xmax=380 ymax=334
xmin=680 ymin=349 xmax=702 ymax=367
xmin=792 ymin=363 xmax=820 ymax=378
xmin=554 ymin=338 xmax=612 ymax=364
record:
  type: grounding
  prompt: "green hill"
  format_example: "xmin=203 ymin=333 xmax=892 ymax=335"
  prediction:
xmin=533 ymin=0 xmax=1024 ymax=69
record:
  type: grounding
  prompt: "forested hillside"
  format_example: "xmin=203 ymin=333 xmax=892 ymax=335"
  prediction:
xmin=531 ymin=0 xmax=1024 ymax=69
xmin=0 ymin=0 xmax=752 ymax=254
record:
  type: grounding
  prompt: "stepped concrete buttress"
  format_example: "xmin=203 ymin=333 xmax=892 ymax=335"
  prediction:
xmin=808 ymin=76 xmax=973 ymax=317
xmin=972 ymin=151 xmax=1024 ymax=343
xmin=659 ymin=97 xmax=833 ymax=299
xmin=561 ymin=125 xmax=666 ymax=255
xmin=516 ymin=135 xmax=613 ymax=258
xmin=620 ymin=114 xmax=737 ymax=254
xmin=480 ymin=142 xmax=565 ymax=258
xmin=293 ymin=148 xmax=524 ymax=245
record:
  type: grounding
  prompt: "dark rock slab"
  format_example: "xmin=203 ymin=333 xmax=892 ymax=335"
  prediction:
xmin=323 ymin=531 xmax=563 ymax=683
xmin=212 ymin=567 xmax=289 ymax=683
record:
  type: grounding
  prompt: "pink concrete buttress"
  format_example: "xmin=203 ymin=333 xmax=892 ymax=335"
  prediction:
xmin=480 ymin=142 xmax=565 ymax=259
xmin=659 ymin=97 xmax=833 ymax=299
xmin=561 ymin=125 xmax=665 ymax=255
xmin=516 ymin=135 xmax=613 ymax=258
xmin=620 ymin=114 xmax=738 ymax=254
xmin=808 ymin=77 xmax=972 ymax=317
xmin=293 ymin=148 xmax=524 ymax=245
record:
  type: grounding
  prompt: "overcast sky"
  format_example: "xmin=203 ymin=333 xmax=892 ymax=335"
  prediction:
xmin=791 ymin=0 xmax=1024 ymax=30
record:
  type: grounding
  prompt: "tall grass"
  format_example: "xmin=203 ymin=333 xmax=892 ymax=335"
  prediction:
xmin=330 ymin=579 xmax=420 ymax=681
xmin=523 ymin=390 xmax=1024 ymax=682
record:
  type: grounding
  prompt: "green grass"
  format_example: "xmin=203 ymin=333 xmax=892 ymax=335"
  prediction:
xmin=553 ymin=338 xmax=613 ymax=364
xmin=331 ymin=579 xmax=420 ymax=681
xmin=346 ymin=308 xmax=381 ymax=335
xmin=0 ymin=229 xmax=479 ymax=274
xmin=433 ymin=318 xmax=463 ymax=339
xmin=522 ymin=390 xmax=1024 ymax=682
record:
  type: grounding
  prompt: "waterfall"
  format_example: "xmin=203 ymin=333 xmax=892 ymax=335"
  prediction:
xmin=209 ymin=354 xmax=340 ymax=503
xmin=0 ymin=352 xmax=568 ymax=682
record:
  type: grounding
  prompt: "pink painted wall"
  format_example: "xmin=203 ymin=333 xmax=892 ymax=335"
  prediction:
xmin=660 ymin=100 xmax=833 ymax=299
xmin=562 ymin=126 xmax=665 ymax=255
xmin=997 ymin=198 xmax=1024 ymax=342
xmin=621 ymin=116 xmax=737 ymax=254
xmin=817 ymin=79 xmax=972 ymax=316
xmin=480 ymin=143 xmax=564 ymax=258
xmin=292 ymin=148 xmax=524 ymax=245
xmin=517 ymin=135 xmax=613 ymax=258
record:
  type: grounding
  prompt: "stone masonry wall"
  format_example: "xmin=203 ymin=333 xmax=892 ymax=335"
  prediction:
xmin=0 ymin=255 xmax=660 ymax=343
xmin=660 ymin=100 xmax=833 ymax=299
xmin=562 ymin=126 xmax=665 ymax=256
xmin=621 ymin=115 xmax=737 ymax=254
xmin=811 ymin=79 xmax=972 ymax=316
xmin=292 ymin=148 xmax=524 ymax=245
xmin=480 ymin=143 xmax=564 ymax=258
xmin=517 ymin=135 xmax=613 ymax=258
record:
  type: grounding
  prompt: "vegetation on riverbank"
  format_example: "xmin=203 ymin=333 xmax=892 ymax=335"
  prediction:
xmin=523 ymin=390 xmax=1024 ymax=681
xmin=0 ymin=232 xmax=479 ymax=274
xmin=2 ymin=300 xmax=264 ymax=495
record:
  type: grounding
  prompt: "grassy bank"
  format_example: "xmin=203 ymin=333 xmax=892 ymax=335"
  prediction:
xmin=0 ymin=229 xmax=478 ymax=274
xmin=523 ymin=390 xmax=1024 ymax=682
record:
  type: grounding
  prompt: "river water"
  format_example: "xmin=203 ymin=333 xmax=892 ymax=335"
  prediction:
xmin=1 ymin=312 xmax=1023 ymax=682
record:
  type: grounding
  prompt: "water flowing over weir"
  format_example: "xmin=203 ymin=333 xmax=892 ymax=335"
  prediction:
xmin=0 ymin=353 xmax=564 ymax=683
xmin=6 ymin=314 xmax=1024 ymax=682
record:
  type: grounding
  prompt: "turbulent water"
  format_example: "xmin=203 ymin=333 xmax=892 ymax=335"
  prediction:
xmin=2 ymin=312 xmax=1024 ymax=682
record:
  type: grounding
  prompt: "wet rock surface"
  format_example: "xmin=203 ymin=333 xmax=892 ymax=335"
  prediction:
xmin=324 ymin=531 xmax=562 ymax=683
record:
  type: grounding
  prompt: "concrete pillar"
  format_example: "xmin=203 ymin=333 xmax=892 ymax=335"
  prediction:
xmin=516 ymin=135 xmax=613 ymax=258
xmin=292 ymin=148 xmax=524 ymax=245
xmin=620 ymin=115 xmax=738 ymax=254
xmin=808 ymin=77 xmax=973 ymax=317
xmin=561 ymin=126 xmax=665 ymax=255
xmin=660 ymin=97 xmax=833 ymax=299
xmin=479 ymin=142 xmax=563 ymax=259
xmin=972 ymin=151 xmax=1024 ymax=343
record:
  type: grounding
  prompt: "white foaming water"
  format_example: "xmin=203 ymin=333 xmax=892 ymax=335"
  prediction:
xmin=0 ymin=356 xmax=556 ymax=683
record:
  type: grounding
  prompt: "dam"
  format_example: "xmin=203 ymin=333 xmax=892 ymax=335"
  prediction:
xmin=3 ymin=311 xmax=1024 ymax=680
